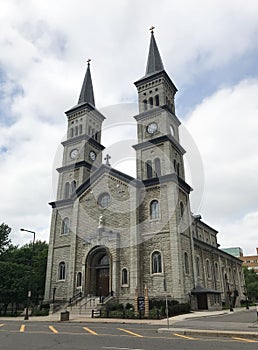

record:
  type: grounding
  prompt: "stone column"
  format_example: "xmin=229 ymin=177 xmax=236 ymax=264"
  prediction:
xmin=144 ymin=285 xmax=149 ymax=317
xmin=134 ymin=287 xmax=139 ymax=316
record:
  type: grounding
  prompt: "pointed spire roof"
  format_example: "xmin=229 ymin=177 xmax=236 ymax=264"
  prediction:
xmin=145 ymin=27 xmax=164 ymax=76
xmin=78 ymin=59 xmax=95 ymax=106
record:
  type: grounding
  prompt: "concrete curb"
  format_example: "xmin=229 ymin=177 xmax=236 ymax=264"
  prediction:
xmin=158 ymin=327 xmax=258 ymax=339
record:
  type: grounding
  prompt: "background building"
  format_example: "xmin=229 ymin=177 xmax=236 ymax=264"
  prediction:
xmin=240 ymin=248 xmax=258 ymax=273
xmin=222 ymin=247 xmax=243 ymax=258
xmin=44 ymin=31 xmax=245 ymax=311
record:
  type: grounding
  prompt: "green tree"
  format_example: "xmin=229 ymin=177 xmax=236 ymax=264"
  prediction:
xmin=1 ymin=241 xmax=48 ymax=305
xmin=243 ymin=267 xmax=258 ymax=302
xmin=0 ymin=225 xmax=48 ymax=314
xmin=0 ymin=223 xmax=11 ymax=254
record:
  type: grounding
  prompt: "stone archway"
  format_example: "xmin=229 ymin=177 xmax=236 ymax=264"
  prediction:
xmin=85 ymin=246 xmax=111 ymax=297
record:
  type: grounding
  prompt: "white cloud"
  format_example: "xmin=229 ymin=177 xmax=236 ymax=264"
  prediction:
xmin=185 ymin=79 xmax=258 ymax=254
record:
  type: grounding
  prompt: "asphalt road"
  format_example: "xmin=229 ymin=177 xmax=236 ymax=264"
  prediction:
xmin=171 ymin=308 xmax=258 ymax=331
xmin=0 ymin=321 xmax=257 ymax=350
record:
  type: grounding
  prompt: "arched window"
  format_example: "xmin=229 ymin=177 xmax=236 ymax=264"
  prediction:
xmin=180 ymin=201 xmax=184 ymax=218
xmin=196 ymin=256 xmax=200 ymax=277
xmin=92 ymin=128 xmax=95 ymax=138
xmin=173 ymin=159 xmax=177 ymax=173
xmin=58 ymin=262 xmax=66 ymax=280
xmin=206 ymin=259 xmax=211 ymax=279
xmin=149 ymin=97 xmax=153 ymax=109
xmin=122 ymin=268 xmax=128 ymax=285
xmin=88 ymin=125 xmax=91 ymax=135
xmin=75 ymin=126 xmax=78 ymax=136
xmin=79 ymin=124 xmax=82 ymax=134
xmin=155 ymin=95 xmax=159 ymax=106
xmin=170 ymin=125 xmax=174 ymax=136
xmin=64 ymin=182 xmax=70 ymax=198
xmin=214 ymin=262 xmax=219 ymax=280
xmin=177 ymin=163 xmax=180 ymax=176
xmin=62 ymin=217 xmax=69 ymax=235
xmin=143 ymin=99 xmax=147 ymax=111
xmin=76 ymin=272 xmax=82 ymax=287
xmin=146 ymin=160 xmax=153 ymax=179
xmin=154 ymin=158 xmax=161 ymax=177
xmin=152 ymin=251 xmax=162 ymax=274
xmin=71 ymin=180 xmax=76 ymax=193
xmin=70 ymin=128 xmax=74 ymax=138
xmin=184 ymin=252 xmax=189 ymax=274
xmin=150 ymin=200 xmax=159 ymax=220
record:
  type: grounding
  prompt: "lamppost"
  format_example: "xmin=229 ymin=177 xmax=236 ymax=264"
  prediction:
xmin=20 ymin=228 xmax=36 ymax=320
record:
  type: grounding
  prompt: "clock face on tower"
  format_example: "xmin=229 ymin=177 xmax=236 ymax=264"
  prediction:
xmin=89 ymin=150 xmax=96 ymax=161
xmin=70 ymin=148 xmax=79 ymax=159
xmin=147 ymin=122 xmax=158 ymax=134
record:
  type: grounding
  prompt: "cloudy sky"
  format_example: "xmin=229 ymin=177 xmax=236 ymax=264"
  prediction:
xmin=1 ymin=0 xmax=258 ymax=255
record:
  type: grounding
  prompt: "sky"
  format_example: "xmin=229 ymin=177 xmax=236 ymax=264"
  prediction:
xmin=0 ymin=0 xmax=258 ymax=255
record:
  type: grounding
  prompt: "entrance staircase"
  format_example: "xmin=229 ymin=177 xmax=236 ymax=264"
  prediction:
xmin=52 ymin=292 xmax=115 ymax=318
xmin=67 ymin=296 xmax=99 ymax=317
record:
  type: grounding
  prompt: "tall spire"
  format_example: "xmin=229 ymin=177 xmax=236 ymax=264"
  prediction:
xmin=145 ymin=26 xmax=164 ymax=76
xmin=78 ymin=59 xmax=95 ymax=106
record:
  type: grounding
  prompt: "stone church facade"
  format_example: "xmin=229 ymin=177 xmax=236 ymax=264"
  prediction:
xmin=44 ymin=31 xmax=245 ymax=311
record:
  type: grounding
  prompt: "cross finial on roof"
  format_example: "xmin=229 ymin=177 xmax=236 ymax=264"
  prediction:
xmin=149 ymin=26 xmax=155 ymax=34
xmin=87 ymin=58 xmax=91 ymax=66
xmin=104 ymin=154 xmax=111 ymax=166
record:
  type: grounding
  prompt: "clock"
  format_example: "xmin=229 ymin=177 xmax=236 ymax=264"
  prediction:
xmin=89 ymin=151 xmax=96 ymax=161
xmin=70 ymin=148 xmax=79 ymax=159
xmin=147 ymin=122 xmax=158 ymax=134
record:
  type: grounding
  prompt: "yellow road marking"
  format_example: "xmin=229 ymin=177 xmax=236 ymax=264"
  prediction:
xmin=173 ymin=333 xmax=196 ymax=340
xmin=83 ymin=326 xmax=98 ymax=335
xmin=118 ymin=328 xmax=143 ymax=338
xmin=0 ymin=324 xmax=4 ymax=327
xmin=232 ymin=337 xmax=257 ymax=343
xmin=20 ymin=324 xmax=25 ymax=332
xmin=49 ymin=326 xmax=58 ymax=334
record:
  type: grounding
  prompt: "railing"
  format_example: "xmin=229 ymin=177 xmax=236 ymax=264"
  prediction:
xmin=79 ymin=296 xmax=97 ymax=314
xmin=68 ymin=291 xmax=84 ymax=306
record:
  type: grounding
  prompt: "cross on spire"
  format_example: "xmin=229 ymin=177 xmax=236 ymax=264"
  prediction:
xmin=87 ymin=58 xmax=91 ymax=66
xmin=149 ymin=26 xmax=155 ymax=33
xmin=104 ymin=154 xmax=111 ymax=166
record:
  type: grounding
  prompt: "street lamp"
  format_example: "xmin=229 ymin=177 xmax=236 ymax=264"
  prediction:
xmin=20 ymin=228 xmax=36 ymax=320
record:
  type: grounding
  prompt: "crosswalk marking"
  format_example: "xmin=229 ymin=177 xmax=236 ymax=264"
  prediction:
xmin=49 ymin=326 xmax=58 ymax=334
xmin=173 ymin=333 xmax=196 ymax=340
xmin=83 ymin=326 xmax=98 ymax=335
xmin=20 ymin=324 xmax=25 ymax=332
xmin=232 ymin=337 xmax=257 ymax=343
xmin=117 ymin=328 xmax=143 ymax=338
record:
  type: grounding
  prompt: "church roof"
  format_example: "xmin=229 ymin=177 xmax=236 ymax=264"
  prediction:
xmin=145 ymin=31 xmax=164 ymax=76
xmin=78 ymin=60 xmax=95 ymax=106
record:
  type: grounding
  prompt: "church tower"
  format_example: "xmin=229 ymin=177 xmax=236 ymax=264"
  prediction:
xmin=134 ymin=28 xmax=193 ymax=301
xmin=56 ymin=60 xmax=105 ymax=202
xmin=133 ymin=28 xmax=185 ymax=182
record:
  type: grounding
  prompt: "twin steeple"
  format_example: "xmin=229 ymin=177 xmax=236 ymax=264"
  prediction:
xmin=78 ymin=59 xmax=95 ymax=107
xmin=75 ymin=28 xmax=169 ymax=109
xmin=145 ymin=27 xmax=164 ymax=76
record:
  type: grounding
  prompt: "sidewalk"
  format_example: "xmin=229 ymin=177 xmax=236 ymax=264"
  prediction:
xmin=158 ymin=306 xmax=258 ymax=338
xmin=1 ymin=306 xmax=258 ymax=338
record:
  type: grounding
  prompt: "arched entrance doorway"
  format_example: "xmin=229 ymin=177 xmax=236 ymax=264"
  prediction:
xmin=85 ymin=247 xmax=110 ymax=297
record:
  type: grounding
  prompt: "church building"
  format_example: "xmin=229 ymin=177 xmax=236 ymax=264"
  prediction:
xmin=44 ymin=30 xmax=245 ymax=311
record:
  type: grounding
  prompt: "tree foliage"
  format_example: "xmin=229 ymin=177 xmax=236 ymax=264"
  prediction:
xmin=0 ymin=225 xmax=48 ymax=314
xmin=0 ymin=223 xmax=11 ymax=254
xmin=243 ymin=267 xmax=258 ymax=302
